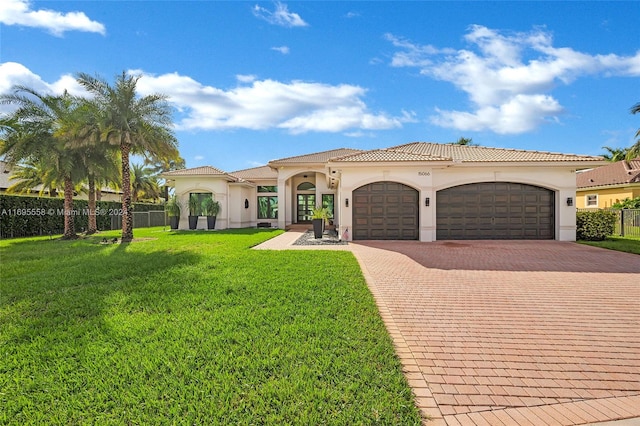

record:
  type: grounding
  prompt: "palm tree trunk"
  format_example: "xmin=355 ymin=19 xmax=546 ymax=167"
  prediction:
xmin=121 ymin=138 xmax=134 ymax=242
xmin=87 ymin=174 xmax=97 ymax=234
xmin=62 ymin=175 xmax=77 ymax=240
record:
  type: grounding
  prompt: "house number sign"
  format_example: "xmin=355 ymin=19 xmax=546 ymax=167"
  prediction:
xmin=418 ymin=171 xmax=431 ymax=176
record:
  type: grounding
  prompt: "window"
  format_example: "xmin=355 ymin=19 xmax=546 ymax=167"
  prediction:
xmin=322 ymin=194 xmax=334 ymax=218
xmin=586 ymin=194 xmax=598 ymax=207
xmin=189 ymin=192 xmax=212 ymax=215
xmin=297 ymin=182 xmax=315 ymax=191
xmin=258 ymin=196 xmax=278 ymax=219
xmin=258 ymin=185 xmax=277 ymax=193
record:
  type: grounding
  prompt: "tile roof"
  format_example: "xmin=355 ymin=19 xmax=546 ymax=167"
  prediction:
xmin=268 ymin=148 xmax=363 ymax=165
xmin=577 ymin=159 xmax=640 ymax=189
xmin=387 ymin=142 xmax=606 ymax=163
xmin=230 ymin=165 xmax=278 ymax=180
xmin=161 ymin=165 xmax=232 ymax=178
xmin=330 ymin=148 xmax=450 ymax=163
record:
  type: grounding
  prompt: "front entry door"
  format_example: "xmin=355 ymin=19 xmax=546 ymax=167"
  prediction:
xmin=297 ymin=194 xmax=315 ymax=223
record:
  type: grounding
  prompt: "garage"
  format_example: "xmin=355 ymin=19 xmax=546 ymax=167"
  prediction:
xmin=353 ymin=182 xmax=419 ymax=240
xmin=436 ymin=182 xmax=555 ymax=240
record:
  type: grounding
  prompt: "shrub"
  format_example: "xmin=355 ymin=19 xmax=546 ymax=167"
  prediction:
xmin=0 ymin=194 xmax=161 ymax=239
xmin=576 ymin=209 xmax=617 ymax=241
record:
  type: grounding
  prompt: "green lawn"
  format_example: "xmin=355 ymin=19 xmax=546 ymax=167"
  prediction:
xmin=0 ymin=228 xmax=422 ymax=425
xmin=578 ymin=235 xmax=640 ymax=255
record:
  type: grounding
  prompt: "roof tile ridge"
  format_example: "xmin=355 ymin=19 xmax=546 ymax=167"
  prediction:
xmin=270 ymin=147 xmax=363 ymax=163
xmin=385 ymin=146 xmax=451 ymax=160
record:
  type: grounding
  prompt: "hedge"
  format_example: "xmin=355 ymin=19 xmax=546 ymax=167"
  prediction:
xmin=0 ymin=194 xmax=162 ymax=239
xmin=576 ymin=209 xmax=617 ymax=241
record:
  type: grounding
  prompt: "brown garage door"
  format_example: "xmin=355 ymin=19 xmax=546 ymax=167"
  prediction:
xmin=436 ymin=182 xmax=554 ymax=240
xmin=353 ymin=182 xmax=418 ymax=240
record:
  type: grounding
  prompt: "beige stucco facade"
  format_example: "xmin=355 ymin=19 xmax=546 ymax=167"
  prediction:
xmin=163 ymin=143 xmax=605 ymax=242
xmin=329 ymin=162 xmax=579 ymax=242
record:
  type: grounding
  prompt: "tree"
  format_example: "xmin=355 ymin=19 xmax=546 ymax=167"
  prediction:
xmin=612 ymin=196 xmax=640 ymax=209
xmin=145 ymin=156 xmax=185 ymax=201
xmin=0 ymin=88 xmax=87 ymax=239
xmin=76 ymin=71 xmax=178 ymax=242
xmin=456 ymin=137 xmax=476 ymax=146
xmin=131 ymin=162 xmax=162 ymax=202
xmin=63 ymin=98 xmax=121 ymax=234
xmin=5 ymin=157 xmax=62 ymax=197
xmin=629 ymin=101 xmax=640 ymax=160
xmin=601 ymin=146 xmax=629 ymax=162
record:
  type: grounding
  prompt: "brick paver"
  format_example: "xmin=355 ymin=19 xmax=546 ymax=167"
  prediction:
xmin=349 ymin=241 xmax=640 ymax=425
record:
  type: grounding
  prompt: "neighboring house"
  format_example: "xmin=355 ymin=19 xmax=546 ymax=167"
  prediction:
xmin=576 ymin=159 xmax=640 ymax=209
xmin=0 ymin=160 xmax=122 ymax=202
xmin=162 ymin=142 xmax=605 ymax=242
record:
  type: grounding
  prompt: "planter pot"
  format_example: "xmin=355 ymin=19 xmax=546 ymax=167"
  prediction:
xmin=312 ymin=218 xmax=324 ymax=239
xmin=206 ymin=216 xmax=217 ymax=230
xmin=169 ymin=216 xmax=179 ymax=230
xmin=188 ymin=215 xmax=199 ymax=230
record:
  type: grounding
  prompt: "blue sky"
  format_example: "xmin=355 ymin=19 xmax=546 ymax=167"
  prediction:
xmin=1 ymin=1 xmax=639 ymax=172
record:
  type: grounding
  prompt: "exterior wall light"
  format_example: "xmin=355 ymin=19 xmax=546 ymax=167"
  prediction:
xmin=566 ymin=197 xmax=573 ymax=206
xmin=345 ymin=198 xmax=349 ymax=207
xmin=244 ymin=199 xmax=249 ymax=208
xmin=425 ymin=197 xmax=430 ymax=207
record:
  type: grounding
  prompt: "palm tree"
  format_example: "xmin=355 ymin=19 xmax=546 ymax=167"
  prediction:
xmin=456 ymin=137 xmax=477 ymax=146
xmin=145 ymin=156 xmax=185 ymax=201
xmin=0 ymin=88 xmax=86 ymax=239
xmin=63 ymin=98 xmax=121 ymax=234
xmin=76 ymin=71 xmax=178 ymax=242
xmin=131 ymin=162 xmax=162 ymax=202
xmin=629 ymin=101 xmax=640 ymax=160
xmin=601 ymin=146 xmax=629 ymax=162
xmin=5 ymin=157 xmax=63 ymax=197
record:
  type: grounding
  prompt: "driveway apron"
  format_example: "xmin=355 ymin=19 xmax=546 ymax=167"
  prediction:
xmin=349 ymin=241 xmax=640 ymax=425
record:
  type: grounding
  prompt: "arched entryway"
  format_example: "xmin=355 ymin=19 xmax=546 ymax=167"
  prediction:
xmin=352 ymin=181 xmax=419 ymax=240
xmin=436 ymin=182 xmax=555 ymax=240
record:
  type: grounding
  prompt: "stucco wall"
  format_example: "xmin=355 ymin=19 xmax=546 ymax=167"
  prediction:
xmin=576 ymin=186 xmax=640 ymax=208
xmin=173 ymin=177 xmax=229 ymax=230
xmin=335 ymin=164 xmax=578 ymax=242
xmin=229 ymin=184 xmax=255 ymax=228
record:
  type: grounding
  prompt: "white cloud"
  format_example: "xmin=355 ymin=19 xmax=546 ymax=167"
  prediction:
xmin=194 ymin=155 xmax=205 ymax=161
xmin=0 ymin=64 xmax=411 ymax=135
xmin=388 ymin=25 xmax=640 ymax=134
xmin=236 ymin=74 xmax=257 ymax=83
xmin=133 ymin=71 xmax=409 ymax=134
xmin=252 ymin=2 xmax=308 ymax=27
xmin=0 ymin=62 xmax=86 ymax=114
xmin=271 ymin=46 xmax=290 ymax=55
xmin=0 ymin=0 xmax=105 ymax=36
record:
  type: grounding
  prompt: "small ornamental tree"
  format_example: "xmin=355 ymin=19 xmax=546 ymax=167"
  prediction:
xmin=612 ymin=196 xmax=640 ymax=209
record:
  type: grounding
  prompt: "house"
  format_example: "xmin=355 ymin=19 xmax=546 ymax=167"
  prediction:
xmin=576 ymin=159 xmax=640 ymax=208
xmin=161 ymin=142 xmax=605 ymax=241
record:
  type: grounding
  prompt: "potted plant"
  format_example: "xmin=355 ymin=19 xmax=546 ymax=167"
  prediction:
xmin=201 ymin=195 xmax=220 ymax=230
xmin=311 ymin=206 xmax=328 ymax=239
xmin=188 ymin=193 xmax=201 ymax=230
xmin=165 ymin=195 xmax=182 ymax=230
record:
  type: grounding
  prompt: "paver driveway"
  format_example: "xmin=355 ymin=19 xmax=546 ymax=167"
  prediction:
xmin=349 ymin=241 xmax=640 ymax=426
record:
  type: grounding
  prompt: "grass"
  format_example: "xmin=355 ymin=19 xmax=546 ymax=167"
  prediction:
xmin=578 ymin=235 xmax=640 ymax=255
xmin=0 ymin=228 xmax=422 ymax=425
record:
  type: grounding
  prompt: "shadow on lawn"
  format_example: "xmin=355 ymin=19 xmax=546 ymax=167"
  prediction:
xmin=1 ymin=236 xmax=203 ymax=344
